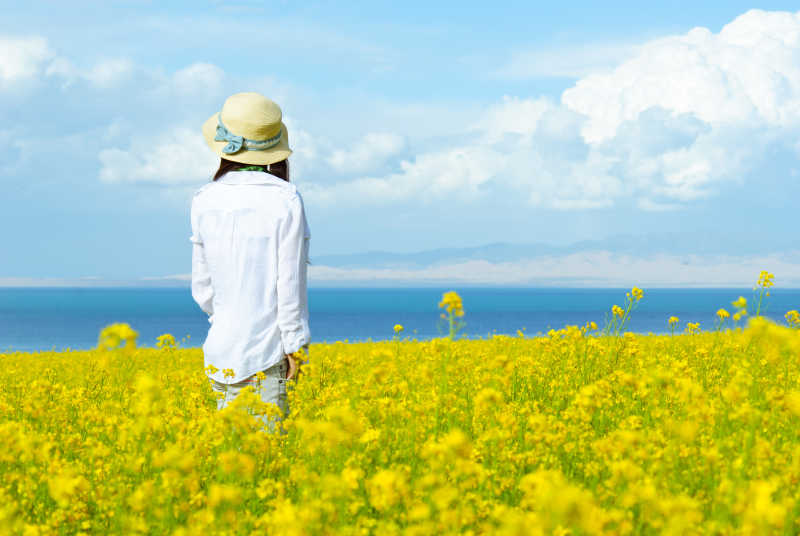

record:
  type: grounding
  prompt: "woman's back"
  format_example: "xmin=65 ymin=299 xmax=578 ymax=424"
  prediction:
xmin=191 ymin=169 xmax=310 ymax=384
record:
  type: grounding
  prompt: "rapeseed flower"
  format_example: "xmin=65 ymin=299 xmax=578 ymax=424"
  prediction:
xmin=716 ymin=309 xmax=730 ymax=331
xmin=754 ymin=272 xmax=775 ymax=316
xmin=757 ymin=270 xmax=775 ymax=289
xmin=438 ymin=291 xmax=464 ymax=317
xmin=667 ymin=316 xmax=680 ymax=335
xmin=48 ymin=470 xmax=88 ymax=507
xmin=97 ymin=322 xmax=138 ymax=350
xmin=156 ymin=333 xmax=177 ymax=349
xmin=439 ymin=290 xmax=466 ymax=339
xmin=366 ymin=469 xmax=408 ymax=511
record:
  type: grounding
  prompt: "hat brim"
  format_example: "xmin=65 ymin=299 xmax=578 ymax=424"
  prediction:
xmin=202 ymin=113 xmax=293 ymax=165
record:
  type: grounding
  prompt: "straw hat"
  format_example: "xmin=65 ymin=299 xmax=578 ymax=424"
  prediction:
xmin=202 ymin=92 xmax=292 ymax=165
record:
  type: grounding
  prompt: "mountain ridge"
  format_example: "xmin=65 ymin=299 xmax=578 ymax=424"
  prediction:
xmin=311 ymin=231 xmax=798 ymax=269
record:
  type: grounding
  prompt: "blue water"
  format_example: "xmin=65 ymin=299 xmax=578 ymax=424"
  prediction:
xmin=0 ymin=287 xmax=798 ymax=352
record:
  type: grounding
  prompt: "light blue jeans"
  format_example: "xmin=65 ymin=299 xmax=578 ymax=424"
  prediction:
xmin=208 ymin=359 xmax=290 ymax=433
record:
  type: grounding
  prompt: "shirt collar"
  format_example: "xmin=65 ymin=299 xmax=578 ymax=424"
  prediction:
xmin=217 ymin=170 xmax=286 ymax=186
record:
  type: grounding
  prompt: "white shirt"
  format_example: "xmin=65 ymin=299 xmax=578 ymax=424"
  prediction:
xmin=190 ymin=170 xmax=311 ymax=384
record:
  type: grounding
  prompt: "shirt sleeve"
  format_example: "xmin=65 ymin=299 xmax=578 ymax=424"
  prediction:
xmin=277 ymin=192 xmax=311 ymax=355
xmin=190 ymin=198 xmax=215 ymax=317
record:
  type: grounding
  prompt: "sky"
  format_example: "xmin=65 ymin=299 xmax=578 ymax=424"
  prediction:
xmin=1 ymin=1 xmax=800 ymax=285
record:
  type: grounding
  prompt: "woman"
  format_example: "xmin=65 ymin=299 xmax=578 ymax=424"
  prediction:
xmin=190 ymin=92 xmax=310 ymax=432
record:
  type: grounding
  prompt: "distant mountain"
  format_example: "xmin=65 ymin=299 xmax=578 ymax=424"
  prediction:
xmin=18 ymin=231 xmax=791 ymax=288
xmin=311 ymin=231 xmax=799 ymax=269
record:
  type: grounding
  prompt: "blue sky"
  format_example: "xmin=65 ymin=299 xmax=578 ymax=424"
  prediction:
xmin=2 ymin=1 xmax=800 ymax=285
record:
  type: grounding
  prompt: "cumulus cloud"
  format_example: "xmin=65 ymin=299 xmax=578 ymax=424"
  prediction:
xmin=305 ymin=98 xmax=619 ymax=209
xmin=304 ymin=9 xmax=800 ymax=211
xmin=345 ymin=145 xmax=498 ymax=202
xmin=98 ymin=127 xmax=217 ymax=184
xmin=327 ymin=132 xmax=405 ymax=174
xmin=0 ymin=35 xmax=141 ymax=91
xmin=474 ymin=95 xmax=552 ymax=142
xmin=562 ymin=11 xmax=800 ymax=143
xmin=0 ymin=36 xmax=54 ymax=86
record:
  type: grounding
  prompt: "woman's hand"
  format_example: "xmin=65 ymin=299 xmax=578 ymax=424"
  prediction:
xmin=285 ymin=352 xmax=301 ymax=380
xmin=285 ymin=344 xmax=309 ymax=380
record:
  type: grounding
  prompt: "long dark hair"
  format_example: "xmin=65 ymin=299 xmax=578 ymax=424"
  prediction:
xmin=213 ymin=158 xmax=289 ymax=181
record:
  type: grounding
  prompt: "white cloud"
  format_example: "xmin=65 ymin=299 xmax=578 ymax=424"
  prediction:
xmin=562 ymin=10 xmax=800 ymax=143
xmin=0 ymin=34 xmax=147 ymax=91
xmin=0 ymin=36 xmax=53 ymax=86
xmin=327 ymin=132 xmax=405 ymax=174
xmin=474 ymin=95 xmax=553 ymax=143
xmin=304 ymin=98 xmax=620 ymax=210
xmin=304 ymin=10 xmax=800 ymax=211
xmin=337 ymin=145 xmax=499 ymax=204
xmin=98 ymin=127 xmax=217 ymax=184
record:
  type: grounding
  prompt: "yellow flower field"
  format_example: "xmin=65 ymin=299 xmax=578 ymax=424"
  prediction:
xmin=3 ymin=287 xmax=800 ymax=534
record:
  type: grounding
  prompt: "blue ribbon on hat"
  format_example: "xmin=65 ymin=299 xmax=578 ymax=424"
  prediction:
xmin=214 ymin=114 xmax=282 ymax=154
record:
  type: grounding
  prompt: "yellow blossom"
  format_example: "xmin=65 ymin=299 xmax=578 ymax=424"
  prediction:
xmin=156 ymin=333 xmax=177 ymax=349
xmin=366 ymin=469 xmax=408 ymax=511
xmin=630 ymin=287 xmax=644 ymax=301
xmin=438 ymin=291 xmax=464 ymax=317
xmin=97 ymin=322 xmax=138 ymax=350
xmin=48 ymin=470 xmax=89 ymax=507
xmin=757 ymin=270 xmax=775 ymax=288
